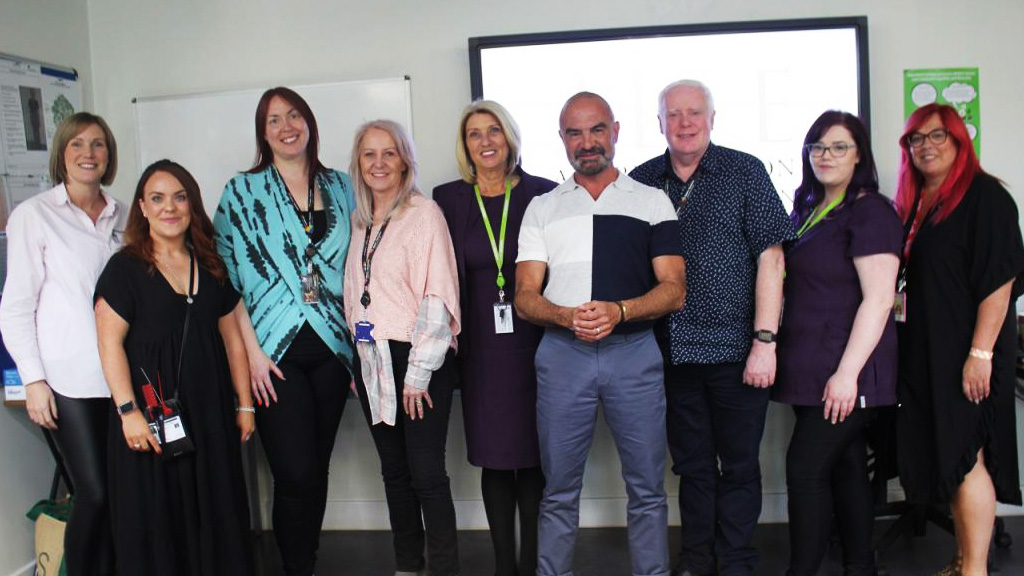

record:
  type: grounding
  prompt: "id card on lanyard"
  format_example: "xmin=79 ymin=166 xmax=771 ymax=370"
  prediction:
xmin=475 ymin=180 xmax=514 ymax=335
xmin=284 ymin=171 xmax=321 ymax=304
xmin=356 ymin=215 xmax=391 ymax=343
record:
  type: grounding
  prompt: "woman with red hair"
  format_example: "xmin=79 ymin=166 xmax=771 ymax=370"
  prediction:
xmin=95 ymin=160 xmax=255 ymax=575
xmin=895 ymin=103 xmax=1024 ymax=576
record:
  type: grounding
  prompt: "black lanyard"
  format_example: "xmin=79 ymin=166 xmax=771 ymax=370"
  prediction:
xmin=279 ymin=169 xmax=320 ymax=262
xmin=360 ymin=218 xmax=391 ymax=308
xmin=665 ymin=169 xmax=699 ymax=216
xmin=141 ymin=248 xmax=194 ymax=412
xmin=899 ymin=191 xmax=940 ymax=289
xmin=284 ymin=180 xmax=315 ymax=236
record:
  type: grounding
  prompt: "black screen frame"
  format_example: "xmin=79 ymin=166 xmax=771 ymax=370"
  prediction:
xmin=468 ymin=16 xmax=870 ymax=130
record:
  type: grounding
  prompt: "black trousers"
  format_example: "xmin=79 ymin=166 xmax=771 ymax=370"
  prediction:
xmin=665 ymin=362 xmax=769 ymax=576
xmin=50 ymin=392 xmax=115 ymax=576
xmin=786 ymin=405 xmax=876 ymax=576
xmin=356 ymin=341 xmax=459 ymax=576
xmin=481 ymin=466 xmax=544 ymax=576
xmin=256 ymin=324 xmax=350 ymax=576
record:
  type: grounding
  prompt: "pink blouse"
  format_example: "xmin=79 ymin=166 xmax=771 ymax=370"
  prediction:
xmin=344 ymin=193 xmax=461 ymax=424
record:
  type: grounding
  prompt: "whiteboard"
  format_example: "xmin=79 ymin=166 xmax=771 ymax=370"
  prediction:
xmin=133 ymin=77 xmax=413 ymax=215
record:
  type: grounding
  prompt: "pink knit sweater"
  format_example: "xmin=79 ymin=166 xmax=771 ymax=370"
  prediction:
xmin=343 ymin=193 xmax=461 ymax=345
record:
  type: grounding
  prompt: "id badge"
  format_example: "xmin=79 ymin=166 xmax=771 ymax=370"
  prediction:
xmin=493 ymin=302 xmax=514 ymax=334
xmin=301 ymin=272 xmax=321 ymax=304
xmin=894 ymin=292 xmax=907 ymax=323
xmin=156 ymin=399 xmax=195 ymax=459
xmin=355 ymin=320 xmax=375 ymax=343
xmin=162 ymin=415 xmax=187 ymax=443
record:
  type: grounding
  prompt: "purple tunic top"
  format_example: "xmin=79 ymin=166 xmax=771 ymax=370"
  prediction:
xmin=433 ymin=169 xmax=557 ymax=469
xmin=774 ymin=192 xmax=902 ymax=407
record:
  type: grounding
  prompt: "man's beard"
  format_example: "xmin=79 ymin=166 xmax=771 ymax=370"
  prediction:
xmin=571 ymin=146 xmax=610 ymax=176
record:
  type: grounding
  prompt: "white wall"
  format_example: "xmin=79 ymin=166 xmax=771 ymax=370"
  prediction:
xmin=0 ymin=2 xmax=1015 ymax=555
xmin=0 ymin=1 xmax=94 ymax=573
xmin=81 ymin=0 xmax=1024 ymax=531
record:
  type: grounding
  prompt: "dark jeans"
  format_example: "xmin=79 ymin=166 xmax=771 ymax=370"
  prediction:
xmin=482 ymin=466 xmax=545 ymax=576
xmin=257 ymin=324 xmax=349 ymax=576
xmin=665 ymin=362 xmax=769 ymax=576
xmin=50 ymin=392 xmax=115 ymax=576
xmin=786 ymin=405 xmax=876 ymax=576
xmin=356 ymin=341 xmax=459 ymax=576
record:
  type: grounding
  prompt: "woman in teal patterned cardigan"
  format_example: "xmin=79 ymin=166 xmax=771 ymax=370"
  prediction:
xmin=214 ymin=86 xmax=356 ymax=576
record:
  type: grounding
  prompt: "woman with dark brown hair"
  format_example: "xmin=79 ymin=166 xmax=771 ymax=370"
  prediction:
xmin=895 ymin=103 xmax=1024 ymax=576
xmin=95 ymin=159 xmax=255 ymax=576
xmin=214 ymin=86 xmax=357 ymax=576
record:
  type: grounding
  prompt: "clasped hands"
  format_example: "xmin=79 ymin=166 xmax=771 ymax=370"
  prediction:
xmin=570 ymin=300 xmax=620 ymax=342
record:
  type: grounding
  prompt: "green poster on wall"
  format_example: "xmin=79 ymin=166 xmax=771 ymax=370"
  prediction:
xmin=904 ymin=67 xmax=980 ymax=157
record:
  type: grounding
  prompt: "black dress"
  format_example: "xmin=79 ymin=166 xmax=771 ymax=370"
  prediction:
xmin=897 ymin=173 xmax=1024 ymax=505
xmin=95 ymin=251 xmax=253 ymax=576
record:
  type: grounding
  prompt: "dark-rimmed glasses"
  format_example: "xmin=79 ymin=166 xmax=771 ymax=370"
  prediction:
xmin=804 ymin=142 xmax=856 ymax=158
xmin=905 ymin=128 xmax=949 ymax=148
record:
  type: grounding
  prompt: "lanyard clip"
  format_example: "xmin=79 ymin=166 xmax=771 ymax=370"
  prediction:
xmin=498 ymin=289 xmax=506 ymax=303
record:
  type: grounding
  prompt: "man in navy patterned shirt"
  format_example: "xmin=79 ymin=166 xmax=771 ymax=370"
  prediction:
xmin=630 ymin=80 xmax=795 ymax=576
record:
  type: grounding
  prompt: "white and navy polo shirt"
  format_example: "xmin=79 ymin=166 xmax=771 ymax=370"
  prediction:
xmin=517 ymin=170 xmax=682 ymax=333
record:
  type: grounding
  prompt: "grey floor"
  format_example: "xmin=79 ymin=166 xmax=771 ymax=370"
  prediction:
xmin=255 ymin=517 xmax=1024 ymax=575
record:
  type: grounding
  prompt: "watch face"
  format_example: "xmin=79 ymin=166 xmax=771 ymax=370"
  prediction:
xmin=118 ymin=401 xmax=135 ymax=414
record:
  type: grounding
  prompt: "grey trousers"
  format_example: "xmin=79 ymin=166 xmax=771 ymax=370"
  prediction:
xmin=535 ymin=328 xmax=669 ymax=576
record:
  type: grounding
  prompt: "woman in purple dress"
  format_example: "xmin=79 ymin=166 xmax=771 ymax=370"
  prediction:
xmin=433 ymin=100 xmax=556 ymax=576
xmin=773 ymin=111 xmax=902 ymax=576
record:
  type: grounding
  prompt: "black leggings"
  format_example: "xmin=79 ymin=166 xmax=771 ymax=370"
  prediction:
xmin=256 ymin=324 xmax=350 ymax=576
xmin=482 ymin=466 xmax=545 ymax=576
xmin=786 ymin=405 xmax=876 ymax=576
xmin=50 ymin=392 xmax=114 ymax=576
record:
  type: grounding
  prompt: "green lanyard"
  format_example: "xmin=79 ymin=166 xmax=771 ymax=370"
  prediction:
xmin=474 ymin=179 xmax=513 ymax=302
xmin=796 ymin=191 xmax=845 ymax=238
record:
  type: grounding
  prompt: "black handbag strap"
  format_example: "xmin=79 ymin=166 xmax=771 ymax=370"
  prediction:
xmin=172 ymin=248 xmax=195 ymax=403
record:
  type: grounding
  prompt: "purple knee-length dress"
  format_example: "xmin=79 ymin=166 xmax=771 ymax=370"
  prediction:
xmin=434 ymin=168 xmax=556 ymax=469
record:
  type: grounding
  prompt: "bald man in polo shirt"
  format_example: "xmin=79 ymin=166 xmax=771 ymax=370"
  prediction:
xmin=515 ymin=92 xmax=686 ymax=576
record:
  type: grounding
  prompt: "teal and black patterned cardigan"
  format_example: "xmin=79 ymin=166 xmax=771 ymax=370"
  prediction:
xmin=214 ymin=165 xmax=356 ymax=374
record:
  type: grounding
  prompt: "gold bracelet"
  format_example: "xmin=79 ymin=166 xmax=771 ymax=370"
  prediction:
xmin=968 ymin=347 xmax=993 ymax=361
xmin=236 ymin=405 xmax=256 ymax=413
xmin=616 ymin=300 xmax=627 ymax=324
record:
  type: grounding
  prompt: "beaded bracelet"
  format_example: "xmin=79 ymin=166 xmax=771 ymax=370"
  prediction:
xmin=236 ymin=405 xmax=256 ymax=413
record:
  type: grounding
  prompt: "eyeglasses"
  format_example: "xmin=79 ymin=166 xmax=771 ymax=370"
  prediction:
xmin=804 ymin=142 xmax=856 ymax=158
xmin=905 ymin=128 xmax=949 ymax=148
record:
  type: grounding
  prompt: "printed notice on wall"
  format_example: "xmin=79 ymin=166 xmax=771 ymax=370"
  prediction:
xmin=0 ymin=53 xmax=82 ymax=229
xmin=0 ymin=55 xmax=81 ymax=177
xmin=904 ymin=67 xmax=980 ymax=157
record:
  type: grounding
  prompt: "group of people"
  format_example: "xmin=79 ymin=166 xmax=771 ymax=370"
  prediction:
xmin=0 ymin=76 xmax=1020 ymax=576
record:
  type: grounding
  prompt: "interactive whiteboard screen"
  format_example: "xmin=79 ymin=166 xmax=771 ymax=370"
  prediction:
xmin=470 ymin=19 xmax=868 ymax=208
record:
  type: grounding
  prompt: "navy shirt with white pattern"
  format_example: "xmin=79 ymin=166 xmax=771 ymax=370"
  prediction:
xmin=629 ymin=144 xmax=795 ymax=364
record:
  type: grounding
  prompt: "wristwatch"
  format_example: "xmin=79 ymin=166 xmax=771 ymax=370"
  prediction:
xmin=752 ymin=329 xmax=777 ymax=344
xmin=116 ymin=400 xmax=138 ymax=416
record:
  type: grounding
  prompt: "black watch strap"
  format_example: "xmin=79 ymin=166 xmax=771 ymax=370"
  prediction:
xmin=116 ymin=400 xmax=137 ymax=415
xmin=752 ymin=329 xmax=777 ymax=343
